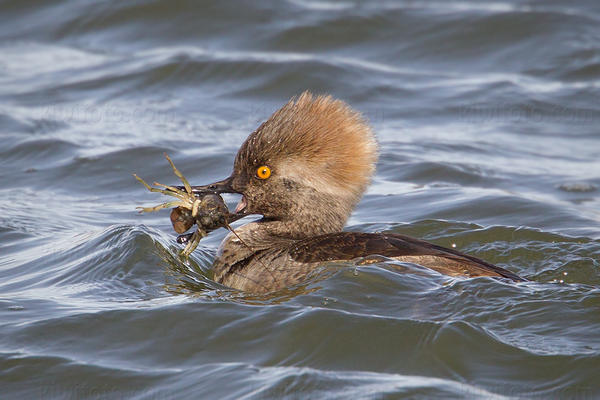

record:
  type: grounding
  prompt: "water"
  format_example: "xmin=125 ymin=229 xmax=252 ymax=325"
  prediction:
xmin=1 ymin=0 xmax=599 ymax=398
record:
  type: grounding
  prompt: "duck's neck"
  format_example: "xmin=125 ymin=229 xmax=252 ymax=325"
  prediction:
xmin=216 ymin=190 xmax=356 ymax=259
xmin=227 ymin=214 xmax=344 ymax=251
xmin=213 ymin=199 xmax=352 ymax=283
xmin=221 ymin=198 xmax=349 ymax=250
xmin=262 ymin=194 xmax=355 ymax=240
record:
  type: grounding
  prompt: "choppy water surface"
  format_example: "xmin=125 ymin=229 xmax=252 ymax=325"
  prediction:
xmin=1 ymin=1 xmax=600 ymax=398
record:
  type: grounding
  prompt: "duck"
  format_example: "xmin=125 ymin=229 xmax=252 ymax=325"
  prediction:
xmin=180 ymin=92 xmax=524 ymax=293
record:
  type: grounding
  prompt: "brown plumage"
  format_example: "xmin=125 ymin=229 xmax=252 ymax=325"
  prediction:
xmin=234 ymin=92 xmax=377 ymax=205
xmin=186 ymin=91 xmax=524 ymax=293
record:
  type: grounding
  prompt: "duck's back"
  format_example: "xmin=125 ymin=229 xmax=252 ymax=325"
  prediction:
xmin=215 ymin=231 xmax=525 ymax=293
xmin=290 ymin=232 xmax=524 ymax=281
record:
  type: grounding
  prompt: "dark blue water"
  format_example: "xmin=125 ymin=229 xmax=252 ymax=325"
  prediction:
xmin=1 ymin=1 xmax=599 ymax=398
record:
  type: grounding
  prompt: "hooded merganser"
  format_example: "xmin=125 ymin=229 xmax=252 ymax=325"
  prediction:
xmin=184 ymin=92 xmax=524 ymax=293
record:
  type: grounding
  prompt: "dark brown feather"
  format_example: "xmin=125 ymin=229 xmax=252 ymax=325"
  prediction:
xmin=289 ymin=232 xmax=525 ymax=282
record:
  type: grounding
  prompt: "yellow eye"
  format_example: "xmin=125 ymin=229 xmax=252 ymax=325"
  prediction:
xmin=256 ymin=165 xmax=271 ymax=179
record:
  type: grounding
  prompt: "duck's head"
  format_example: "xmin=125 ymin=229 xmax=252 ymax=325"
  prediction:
xmin=193 ymin=92 xmax=378 ymax=237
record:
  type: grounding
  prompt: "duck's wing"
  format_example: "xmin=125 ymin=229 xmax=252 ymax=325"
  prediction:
xmin=288 ymin=232 xmax=525 ymax=282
